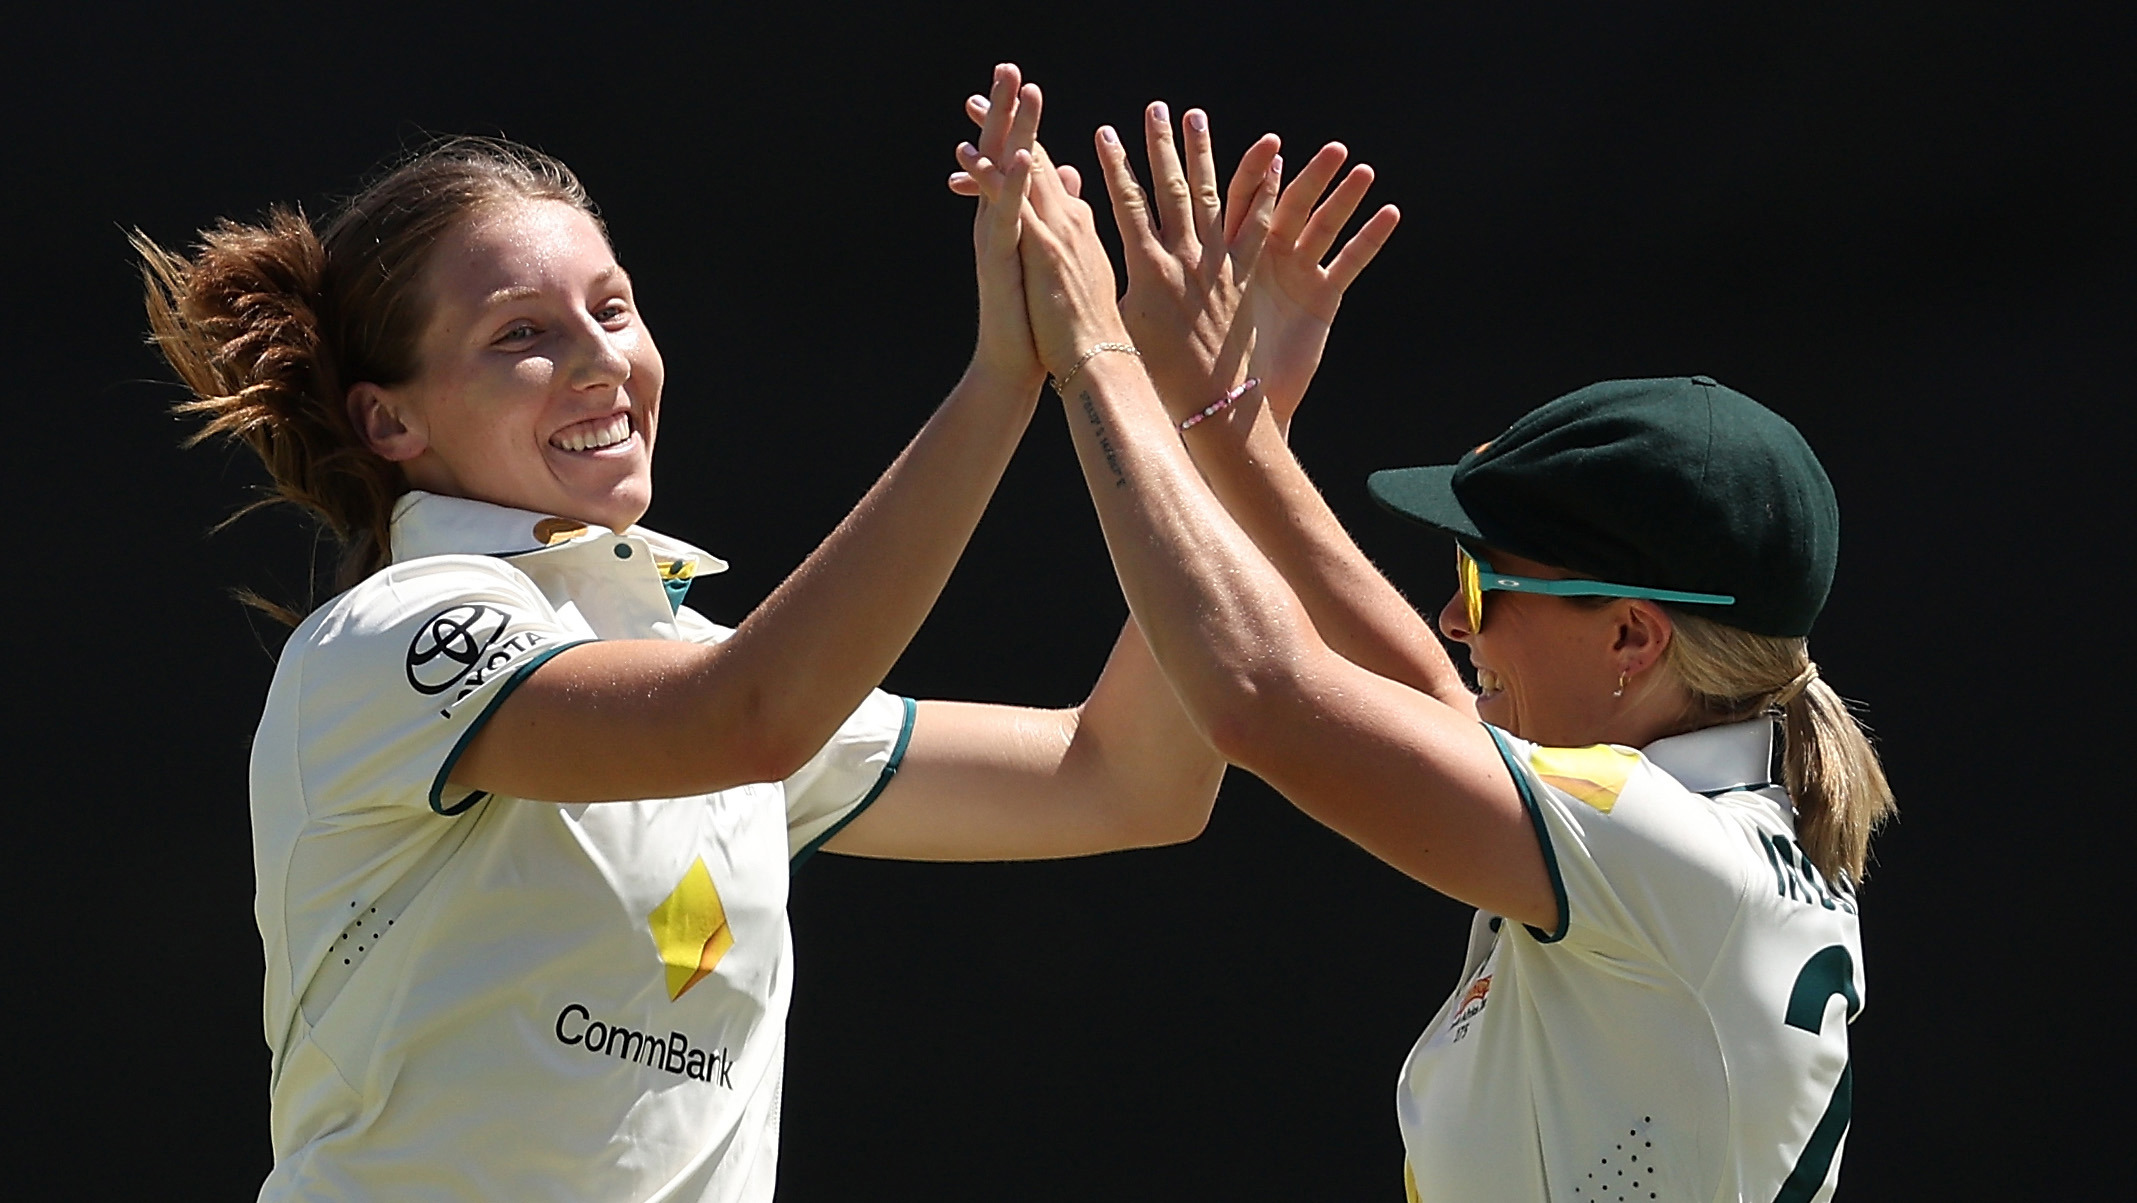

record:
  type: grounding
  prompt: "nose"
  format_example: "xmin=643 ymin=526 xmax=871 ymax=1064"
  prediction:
xmin=567 ymin=319 xmax=631 ymax=390
xmin=1437 ymin=588 xmax=1474 ymax=643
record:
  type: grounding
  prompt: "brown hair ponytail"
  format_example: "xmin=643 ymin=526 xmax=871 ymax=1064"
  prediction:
xmin=135 ymin=210 xmax=397 ymax=616
xmin=1661 ymin=611 xmax=1897 ymax=888
xmin=135 ymin=136 xmax=599 ymax=620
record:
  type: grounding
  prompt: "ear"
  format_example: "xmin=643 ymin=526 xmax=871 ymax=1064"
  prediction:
xmin=1613 ymin=600 xmax=1676 ymax=679
xmin=348 ymin=382 xmax=428 ymax=462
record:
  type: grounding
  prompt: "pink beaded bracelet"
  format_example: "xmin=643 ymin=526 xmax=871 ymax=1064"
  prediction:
xmin=1178 ymin=377 xmax=1258 ymax=432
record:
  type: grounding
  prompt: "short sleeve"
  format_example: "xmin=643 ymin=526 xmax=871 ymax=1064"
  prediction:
xmin=1485 ymin=725 xmax=1755 ymax=970
xmin=784 ymin=690 xmax=916 ymax=866
xmin=289 ymin=555 xmax=592 ymax=819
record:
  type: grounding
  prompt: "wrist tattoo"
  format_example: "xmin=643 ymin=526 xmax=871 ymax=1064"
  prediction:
xmin=1079 ymin=391 xmax=1129 ymax=489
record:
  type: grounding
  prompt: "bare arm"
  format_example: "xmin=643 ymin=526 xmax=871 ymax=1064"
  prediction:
xmin=821 ymin=76 xmax=1221 ymax=861
xmin=450 ymin=68 xmax=1051 ymax=804
xmin=828 ymin=619 xmax=1223 ymax=859
xmin=1013 ymin=108 xmax=1554 ymax=928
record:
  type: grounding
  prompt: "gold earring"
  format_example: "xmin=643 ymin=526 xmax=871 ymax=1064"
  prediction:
xmin=1613 ymin=673 xmax=1627 ymax=698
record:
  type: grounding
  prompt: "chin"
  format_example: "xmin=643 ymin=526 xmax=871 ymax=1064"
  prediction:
xmin=568 ymin=475 xmax=653 ymax=532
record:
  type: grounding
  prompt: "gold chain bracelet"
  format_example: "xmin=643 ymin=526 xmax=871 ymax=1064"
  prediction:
xmin=1050 ymin=341 xmax=1140 ymax=396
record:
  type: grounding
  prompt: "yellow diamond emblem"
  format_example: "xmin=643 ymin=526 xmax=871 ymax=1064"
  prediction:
xmin=647 ymin=857 xmax=734 ymax=1001
xmin=1529 ymin=744 xmax=1642 ymax=813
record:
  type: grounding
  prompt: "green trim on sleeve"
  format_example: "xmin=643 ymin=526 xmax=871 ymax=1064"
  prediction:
xmin=790 ymin=695 xmax=918 ymax=873
xmin=428 ymin=639 xmax=595 ymax=815
xmin=1483 ymin=724 xmax=1571 ymax=944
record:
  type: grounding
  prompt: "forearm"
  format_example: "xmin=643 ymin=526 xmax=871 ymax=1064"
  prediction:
xmin=717 ymin=363 xmax=1039 ymax=762
xmin=1059 ymin=354 xmax=1328 ymax=753
xmin=1174 ymin=397 xmax=1472 ymax=709
xmin=1064 ymin=616 xmax=1226 ymax=837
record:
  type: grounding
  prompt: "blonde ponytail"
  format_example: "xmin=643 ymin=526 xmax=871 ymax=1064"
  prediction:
xmin=1662 ymin=610 xmax=1896 ymax=886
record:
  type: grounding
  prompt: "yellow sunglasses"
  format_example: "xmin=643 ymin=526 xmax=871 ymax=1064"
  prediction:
xmin=1455 ymin=545 xmax=1736 ymax=633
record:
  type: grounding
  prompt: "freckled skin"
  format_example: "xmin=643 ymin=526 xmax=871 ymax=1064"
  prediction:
xmin=371 ymin=199 xmax=663 ymax=532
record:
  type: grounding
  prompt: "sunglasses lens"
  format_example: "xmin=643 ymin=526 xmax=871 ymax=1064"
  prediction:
xmin=1457 ymin=547 xmax=1483 ymax=632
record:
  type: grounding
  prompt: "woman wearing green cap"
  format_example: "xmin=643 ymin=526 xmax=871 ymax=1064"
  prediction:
xmin=959 ymin=81 xmax=1893 ymax=1200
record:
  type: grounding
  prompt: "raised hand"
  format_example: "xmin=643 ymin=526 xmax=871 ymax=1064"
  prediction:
xmin=999 ymin=91 xmax=1135 ymax=385
xmin=1245 ymin=143 xmax=1400 ymax=429
xmin=1092 ymin=105 xmax=1280 ymax=417
xmin=955 ymin=64 xmax=1045 ymax=393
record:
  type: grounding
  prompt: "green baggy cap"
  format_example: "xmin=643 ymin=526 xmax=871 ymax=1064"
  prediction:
xmin=1366 ymin=376 xmax=1838 ymax=638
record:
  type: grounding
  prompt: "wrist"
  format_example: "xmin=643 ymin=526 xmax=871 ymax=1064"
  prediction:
xmin=1048 ymin=339 xmax=1142 ymax=397
xmin=1041 ymin=323 xmax=1133 ymax=376
xmin=955 ymin=353 xmax=1047 ymax=418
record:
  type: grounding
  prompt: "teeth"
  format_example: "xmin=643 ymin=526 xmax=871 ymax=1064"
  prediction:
xmin=1477 ymin=668 xmax=1503 ymax=693
xmin=554 ymin=414 xmax=631 ymax=452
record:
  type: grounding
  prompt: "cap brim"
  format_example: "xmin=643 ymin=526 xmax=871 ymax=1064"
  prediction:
xmin=1367 ymin=466 xmax=1484 ymax=542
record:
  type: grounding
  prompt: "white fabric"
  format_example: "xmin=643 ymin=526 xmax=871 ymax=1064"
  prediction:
xmin=1397 ymin=719 xmax=1864 ymax=1203
xmin=251 ymin=492 xmax=911 ymax=1202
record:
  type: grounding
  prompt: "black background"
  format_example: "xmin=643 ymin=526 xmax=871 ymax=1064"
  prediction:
xmin=8 ymin=3 xmax=2128 ymax=1198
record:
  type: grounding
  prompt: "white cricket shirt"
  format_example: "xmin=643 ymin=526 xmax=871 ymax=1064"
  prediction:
xmin=251 ymin=492 xmax=914 ymax=1202
xmin=1399 ymin=719 xmax=1864 ymax=1203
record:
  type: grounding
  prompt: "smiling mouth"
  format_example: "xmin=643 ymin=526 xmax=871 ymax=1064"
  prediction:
xmin=551 ymin=412 xmax=632 ymax=452
xmin=1475 ymin=666 xmax=1505 ymax=695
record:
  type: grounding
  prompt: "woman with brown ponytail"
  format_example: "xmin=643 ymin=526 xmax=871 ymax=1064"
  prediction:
xmin=136 ymin=66 xmax=1223 ymax=1202
xmin=961 ymin=74 xmax=1895 ymax=1201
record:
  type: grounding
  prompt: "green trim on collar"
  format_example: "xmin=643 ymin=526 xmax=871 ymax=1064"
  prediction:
xmin=1484 ymin=724 xmax=1571 ymax=943
xmin=791 ymin=696 xmax=919 ymax=873
xmin=428 ymin=640 xmax=595 ymax=815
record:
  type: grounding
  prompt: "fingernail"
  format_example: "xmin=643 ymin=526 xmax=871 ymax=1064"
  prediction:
xmin=970 ymin=94 xmax=989 ymax=110
xmin=1151 ymin=101 xmax=1169 ymax=124
xmin=1186 ymin=110 xmax=1206 ymax=132
xmin=1099 ymin=125 xmax=1119 ymax=146
xmin=1270 ymin=154 xmax=1283 ymax=175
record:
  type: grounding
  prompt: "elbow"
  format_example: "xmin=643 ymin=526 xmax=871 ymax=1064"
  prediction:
xmin=1124 ymin=771 xmax=1218 ymax=849
xmin=1198 ymin=660 xmax=1304 ymax=777
xmin=715 ymin=688 xmax=832 ymax=787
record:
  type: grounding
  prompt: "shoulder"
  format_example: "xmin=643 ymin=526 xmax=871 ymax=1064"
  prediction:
xmin=1487 ymin=724 xmax=1763 ymax=891
xmin=272 ymin=553 xmax=570 ymax=713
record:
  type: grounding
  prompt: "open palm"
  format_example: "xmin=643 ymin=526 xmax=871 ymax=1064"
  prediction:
xmin=1246 ymin=142 xmax=1401 ymax=430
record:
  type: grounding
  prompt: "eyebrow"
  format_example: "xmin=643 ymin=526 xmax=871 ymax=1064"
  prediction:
xmin=479 ymin=265 xmax=631 ymax=308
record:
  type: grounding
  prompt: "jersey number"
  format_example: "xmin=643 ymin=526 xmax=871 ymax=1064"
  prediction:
xmin=1774 ymin=945 xmax=1860 ymax=1203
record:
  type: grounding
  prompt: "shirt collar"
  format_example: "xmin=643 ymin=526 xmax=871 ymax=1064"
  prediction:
xmin=1642 ymin=717 xmax=1778 ymax=796
xmin=388 ymin=491 xmax=729 ymax=575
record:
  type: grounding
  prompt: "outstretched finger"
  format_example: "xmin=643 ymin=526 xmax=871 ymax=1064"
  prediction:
xmin=1143 ymin=101 xmax=1195 ymax=246
xmin=1269 ymin=142 xmax=1349 ymax=249
xmin=1223 ymin=134 xmax=1282 ymax=247
xmin=975 ymin=64 xmax=1023 ymax=166
xmin=1323 ymin=203 xmax=1401 ymax=292
xmin=1095 ymin=123 xmax=1162 ymax=260
xmin=1297 ymin=163 xmax=1377 ymax=266
xmin=1181 ymin=108 xmax=1224 ymax=248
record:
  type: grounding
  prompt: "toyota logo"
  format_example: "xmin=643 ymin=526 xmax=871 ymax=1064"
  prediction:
xmin=405 ymin=604 xmax=510 ymax=695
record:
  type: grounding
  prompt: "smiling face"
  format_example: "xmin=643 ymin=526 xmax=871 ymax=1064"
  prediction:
xmin=350 ymin=197 xmax=661 ymax=532
xmin=1436 ymin=546 xmax=1691 ymax=748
